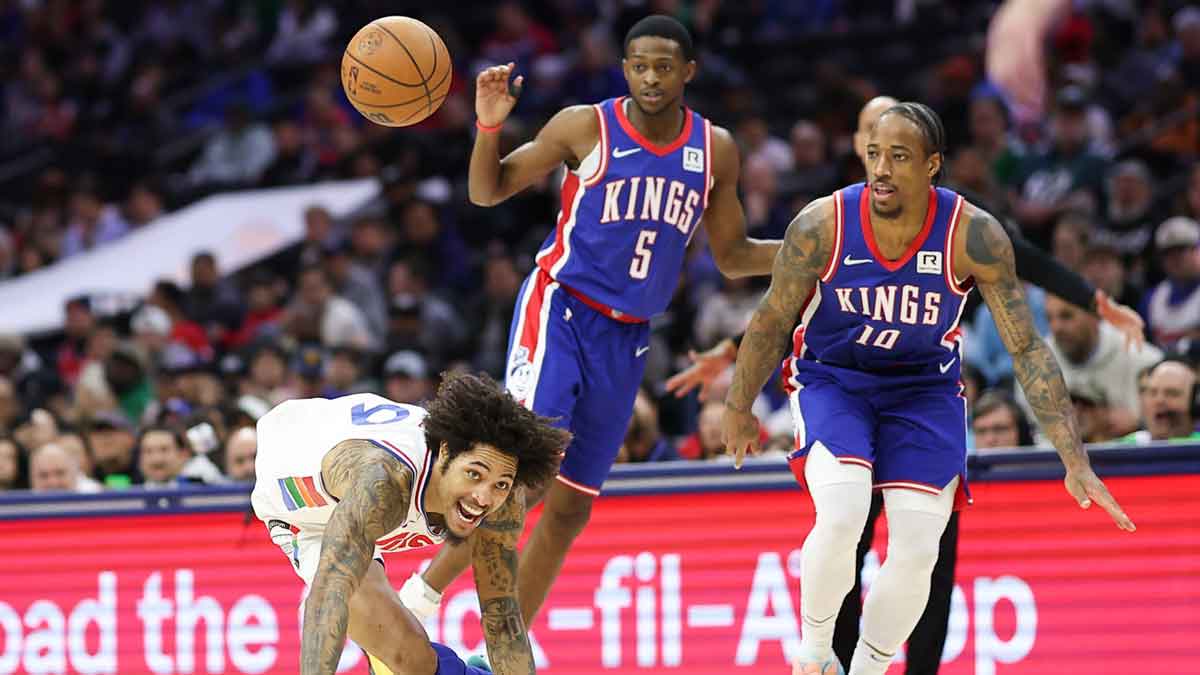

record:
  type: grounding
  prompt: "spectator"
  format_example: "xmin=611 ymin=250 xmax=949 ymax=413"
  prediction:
xmin=0 ymin=376 xmax=19 ymax=433
xmin=971 ymin=392 xmax=1034 ymax=451
xmin=223 ymin=426 xmax=257 ymax=482
xmin=188 ymin=102 xmax=277 ymax=187
xmin=1101 ymin=160 xmax=1163 ymax=274
xmin=260 ymin=120 xmax=318 ymax=187
xmin=1123 ymin=359 xmax=1200 ymax=443
xmin=29 ymin=442 xmax=97 ymax=493
xmin=693 ymin=275 xmax=762 ymax=350
xmin=85 ymin=412 xmax=139 ymax=486
xmin=149 ymin=281 xmax=214 ymax=359
xmin=131 ymin=304 xmax=173 ymax=372
xmin=1008 ymin=85 xmax=1109 ymax=246
xmin=137 ymin=426 xmax=190 ymax=488
xmin=123 ymin=182 xmax=164 ymax=229
xmin=678 ymin=400 xmax=728 ymax=461
xmin=741 ymin=155 xmax=790 ymax=239
xmin=56 ymin=431 xmax=99 ymax=489
xmin=0 ymin=436 xmax=27 ymax=491
xmin=780 ymin=120 xmax=838 ymax=200
xmin=323 ymin=347 xmax=369 ymax=397
xmin=56 ymin=296 xmax=96 ymax=386
xmin=1082 ymin=233 xmax=1144 ymax=311
xmin=185 ymin=251 xmax=243 ymax=343
xmin=323 ymin=242 xmax=387 ymax=344
xmin=561 ymin=27 xmax=626 ymax=106
xmin=1031 ymin=294 xmax=1162 ymax=438
xmin=59 ymin=185 xmax=129 ymax=258
xmin=1178 ymin=163 xmax=1200 ymax=222
xmin=966 ymin=283 xmax=1049 ymax=386
xmin=465 ymin=250 xmax=523 ymax=378
xmin=242 ymin=343 xmax=294 ymax=405
xmin=1051 ymin=212 xmax=1091 ymax=273
xmin=1070 ymin=382 xmax=1116 ymax=444
xmin=617 ymin=389 xmax=678 ymax=463
xmin=737 ymin=114 xmax=792 ymax=173
xmin=394 ymin=200 xmax=474 ymax=292
xmin=381 ymin=350 xmax=433 ymax=405
xmin=1144 ymin=217 xmax=1200 ymax=349
xmin=227 ymin=272 xmax=285 ymax=350
xmin=385 ymin=257 xmax=466 ymax=363
xmin=289 ymin=265 xmax=375 ymax=351
xmin=265 ymin=0 xmax=337 ymax=68
xmin=966 ymin=93 xmax=1024 ymax=187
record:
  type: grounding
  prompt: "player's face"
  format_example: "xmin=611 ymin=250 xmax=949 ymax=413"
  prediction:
xmin=1142 ymin=363 xmax=1196 ymax=440
xmin=622 ymin=37 xmax=693 ymax=115
xmin=865 ymin=113 xmax=940 ymax=219
xmin=1044 ymin=295 xmax=1097 ymax=363
xmin=438 ymin=443 xmax=517 ymax=540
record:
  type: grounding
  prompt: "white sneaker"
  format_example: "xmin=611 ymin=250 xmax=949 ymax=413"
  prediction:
xmin=397 ymin=573 xmax=442 ymax=622
xmin=791 ymin=647 xmax=845 ymax=675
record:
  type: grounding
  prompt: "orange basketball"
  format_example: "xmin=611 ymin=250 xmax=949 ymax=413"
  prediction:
xmin=340 ymin=16 xmax=452 ymax=127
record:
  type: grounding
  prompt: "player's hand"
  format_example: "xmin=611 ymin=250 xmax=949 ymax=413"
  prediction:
xmin=665 ymin=339 xmax=737 ymax=401
xmin=1094 ymin=289 xmax=1145 ymax=351
xmin=722 ymin=405 xmax=760 ymax=470
xmin=1064 ymin=466 xmax=1136 ymax=532
xmin=475 ymin=61 xmax=523 ymax=128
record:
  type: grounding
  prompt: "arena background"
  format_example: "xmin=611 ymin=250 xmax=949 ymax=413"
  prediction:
xmin=0 ymin=1 xmax=1198 ymax=673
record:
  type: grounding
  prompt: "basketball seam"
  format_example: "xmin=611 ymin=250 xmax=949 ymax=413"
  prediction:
xmin=343 ymin=50 xmax=426 ymax=89
xmin=344 ymin=64 xmax=451 ymax=108
xmin=397 ymin=92 xmax=450 ymax=124
xmin=373 ymin=21 xmax=433 ymax=115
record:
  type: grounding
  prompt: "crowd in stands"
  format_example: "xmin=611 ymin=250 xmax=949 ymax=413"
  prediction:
xmin=0 ymin=0 xmax=1198 ymax=493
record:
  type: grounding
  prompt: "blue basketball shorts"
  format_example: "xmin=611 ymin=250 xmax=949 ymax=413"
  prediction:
xmin=505 ymin=268 xmax=650 ymax=496
xmin=785 ymin=361 xmax=971 ymax=509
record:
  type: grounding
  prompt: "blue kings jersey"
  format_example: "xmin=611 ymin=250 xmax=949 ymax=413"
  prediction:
xmin=785 ymin=183 xmax=973 ymax=386
xmin=535 ymin=96 xmax=713 ymax=319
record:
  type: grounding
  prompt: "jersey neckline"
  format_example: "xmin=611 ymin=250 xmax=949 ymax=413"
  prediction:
xmin=614 ymin=96 xmax=693 ymax=157
xmin=859 ymin=185 xmax=938 ymax=272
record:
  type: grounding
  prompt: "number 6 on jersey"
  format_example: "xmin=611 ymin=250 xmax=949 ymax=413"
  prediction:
xmin=630 ymin=229 xmax=656 ymax=279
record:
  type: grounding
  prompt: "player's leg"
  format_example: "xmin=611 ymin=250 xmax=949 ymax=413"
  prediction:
xmin=903 ymin=510 xmax=959 ymax=675
xmin=784 ymin=378 xmax=876 ymax=674
xmin=849 ymin=481 xmax=955 ymax=675
xmin=833 ymin=491 xmax=883 ymax=671
xmin=515 ymin=312 xmax=649 ymax=625
xmin=346 ymin=561 xmax=438 ymax=674
xmin=409 ymin=270 xmax=580 ymax=620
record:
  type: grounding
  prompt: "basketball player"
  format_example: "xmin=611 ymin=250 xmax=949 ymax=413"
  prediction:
xmin=723 ymin=103 xmax=1135 ymax=675
xmin=251 ymin=372 xmax=570 ymax=675
xmin=398 ymin=15 xmax=783 ymax=627
xmin=668 ymin=94 xmax=1145 ymax=675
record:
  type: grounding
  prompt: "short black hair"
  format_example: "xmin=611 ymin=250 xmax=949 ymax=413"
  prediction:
xmin=624 ymin=15 xmax=694 ymax=61
xmin=880 ymin=101 xmax=947 ymax=181
xmin=423 ymin=372 xmax=570 ymax=491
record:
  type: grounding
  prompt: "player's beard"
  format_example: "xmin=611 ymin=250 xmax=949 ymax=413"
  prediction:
xmin=426 ymin=512 xmax=468 ymax=545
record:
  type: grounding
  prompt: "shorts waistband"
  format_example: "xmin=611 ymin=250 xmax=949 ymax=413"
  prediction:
xmin=537 ymin=268 xmax=647 ymax=324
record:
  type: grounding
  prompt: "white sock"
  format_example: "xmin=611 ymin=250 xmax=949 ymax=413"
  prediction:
xmin=397 ymin=572 xmax=442 ymax=622
xmin=852 ymin=507 xmax=948 ymax=675
xmin=799 ymin=479 xmax=871 ymax=657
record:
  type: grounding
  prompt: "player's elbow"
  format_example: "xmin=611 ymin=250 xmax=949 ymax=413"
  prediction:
xmin=712 ymin=246 xmax=749 ymax=279
xmin=468 ymin=186 xmax=498 ymax=207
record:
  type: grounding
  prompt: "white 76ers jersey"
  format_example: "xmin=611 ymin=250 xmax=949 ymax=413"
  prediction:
xmin=251 ymin=393 xmax=445 ymax=552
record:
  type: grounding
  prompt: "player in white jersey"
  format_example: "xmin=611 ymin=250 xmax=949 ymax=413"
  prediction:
xmin=252 ymin=372 xmax=570 ymax=675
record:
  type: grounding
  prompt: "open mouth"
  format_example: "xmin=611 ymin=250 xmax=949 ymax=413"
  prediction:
xmin=642 ymin=91 xmax=663 ymax=103
xmin=455 ymin=500 xmax=484 ymax=526
xmin=872 ymin=183 xmax=896 ymax=198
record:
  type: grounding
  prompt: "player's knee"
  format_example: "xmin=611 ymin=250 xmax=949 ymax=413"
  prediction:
xmin=813 ymin=500 xmax=870 ymax=546
xmin=886 ymin=524 xmax=942 ymax=572
xmin=374 ymin=640 xmax=436 ymax=675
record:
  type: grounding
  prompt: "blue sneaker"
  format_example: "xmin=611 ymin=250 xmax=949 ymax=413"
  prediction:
xmin=791 ymin=647 xmax=845 ymax=675
xmin=466 ymin=654 xmax=492 ymax=672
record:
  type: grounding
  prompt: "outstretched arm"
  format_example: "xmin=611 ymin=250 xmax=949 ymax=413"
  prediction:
xmin=470 ymin=489 xmax=534 ymax=675
xmin=469 ymin=64 xmax=591 ymax=207
xmin=723 ymin=197 xmax=834 ymax=466
xmin=302 ymin=442 xmax=414 ymax=675
xmin=958 ymin=204 xmax=1135 ymax=532
xmin=703 ymin=126 xmax=782 ymax=278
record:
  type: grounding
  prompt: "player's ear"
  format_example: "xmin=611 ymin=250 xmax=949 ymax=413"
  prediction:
xmin=684 ymin=60 xmax=696 ymax=84
xmin=928 ymin=152 xmax=942 ymax=180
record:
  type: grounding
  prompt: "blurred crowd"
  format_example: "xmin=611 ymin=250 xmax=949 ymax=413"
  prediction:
xmin=1 ymin=0 xmax=1199 ymax=493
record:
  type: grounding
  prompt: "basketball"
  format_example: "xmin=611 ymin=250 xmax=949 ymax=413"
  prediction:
xmin=340 ymin=16 xmax=452 ymax=127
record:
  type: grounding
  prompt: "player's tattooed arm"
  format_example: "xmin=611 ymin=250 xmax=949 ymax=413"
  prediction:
xmin=960 ymin=205 xmax=1087 ymax=469
xmin=704 ymin=126 xmax=782 ymax=278
xmin=302 ymin=441 xmax=413 ymax=675
xmin=726 ymin=196 xmax=835 ymax=412
xmin=471 ymin=488 xmax=534 ymax=675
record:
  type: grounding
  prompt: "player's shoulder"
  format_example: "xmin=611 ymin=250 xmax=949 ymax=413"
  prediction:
xmin=545 ymin=104 xmax=601 ymax=135
xmin=778 ymin=195 xmax=839 ymax=266
xmin=793 ymin=194 xmax=838 ymax=230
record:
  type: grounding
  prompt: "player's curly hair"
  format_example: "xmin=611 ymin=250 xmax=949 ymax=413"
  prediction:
xmin=422 ymin=371 xmax=570 ymax=490
xmin=880 ymin=101 xmax=947 ymax=183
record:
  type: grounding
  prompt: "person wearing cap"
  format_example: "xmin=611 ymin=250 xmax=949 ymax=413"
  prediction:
xmin=84 ymin=412 xmax=139 ymax=485
xmin=1102 ymin=160 xmax=1164 ymax=266
xmin=1008 ymin=85 xmax=1109 ymax=246
xmin=1082 ymin=230 xmax=1145 ymax=310
xmin=382 ymin=350 xmax=433 ymax=405
xmin=1068 ymin=382 xmax=1116 ymax=443
xmin=1144 ymin=216 xmax=1200 ymax=348
xmin=1023 ymin=294 xmax=1162 ymax=439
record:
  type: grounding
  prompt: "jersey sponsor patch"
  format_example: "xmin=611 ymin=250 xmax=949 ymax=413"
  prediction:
xmin=683 ymin=146 xmax=704 ymax=173
xmin=917 ymin=250 xmax=942 ymax=275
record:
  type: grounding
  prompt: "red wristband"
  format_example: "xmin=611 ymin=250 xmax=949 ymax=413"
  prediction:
xmin=475 ymin=119 xmax=502 ymax=134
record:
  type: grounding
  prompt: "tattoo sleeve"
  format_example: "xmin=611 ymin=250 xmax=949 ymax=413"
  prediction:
xmin=965 ymin=208 xmax=1089 ymax=471
xmin=725 ymin=198 xmax=833 ymax=412
xmin=471 ymin=489 xmax=534 ymax=675
xmin=302 ymin=442 xmax=412 ymax=675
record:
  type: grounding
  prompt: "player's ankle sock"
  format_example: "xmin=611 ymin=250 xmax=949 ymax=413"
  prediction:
xmin=798 ymin=611 xmax=837 ymax=658
xmin=848 ymin=637 xmax=894 ymax=675
xmin=399 ymin=572 xmax=443 ymax=622
xmin=432 ymin=643 xmax=491 ymax=674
